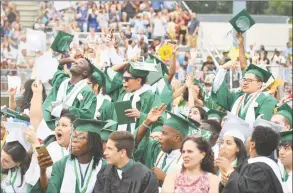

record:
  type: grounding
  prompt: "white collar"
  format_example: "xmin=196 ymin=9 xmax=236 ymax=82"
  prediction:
xmin=167 ymin=149 xmax=181 ymax=158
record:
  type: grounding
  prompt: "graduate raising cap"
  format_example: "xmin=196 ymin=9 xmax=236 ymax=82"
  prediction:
xmin=126 ymin=60 xmax=158 ymax=78
xmin=51 ymin=31 xmax=74 ymax=54
xmin=271 ymin=103 xmax=292 ymax=131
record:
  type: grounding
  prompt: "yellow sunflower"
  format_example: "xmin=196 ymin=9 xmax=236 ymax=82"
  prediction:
xmin=158 ymin=44 xmax=173 ymax=61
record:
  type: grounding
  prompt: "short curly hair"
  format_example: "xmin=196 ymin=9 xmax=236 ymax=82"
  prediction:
xmin=251 ymin=126 xmax=280 ymax=156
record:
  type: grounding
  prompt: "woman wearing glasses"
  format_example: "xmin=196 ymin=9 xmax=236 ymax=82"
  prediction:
xmin=162 ymin=136 xmax=219 ymax=193
xmin=45 ymin=119 xmax=106 ymax=193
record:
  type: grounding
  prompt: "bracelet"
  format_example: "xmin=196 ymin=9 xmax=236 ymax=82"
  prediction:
xmin=142 ymin=121 xmax=150 ymax=129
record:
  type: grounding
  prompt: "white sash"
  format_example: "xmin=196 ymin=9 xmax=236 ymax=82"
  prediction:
xmin=117 ymin=84 xmax=152 ymax=133
xmin=51 ymin=78 xmax=87 ymax=118
xmin=60 ymin=158 xmax=102 ymax=193
xmin=231 ymin=92 xmax=261 ymax=128
xmin=248 ymin=156 xmax=288 ymax=193
xmin=95 ymin=94 xmax=105 ymax=118
xmin=155 ymin=150 xmax=182 ymax=174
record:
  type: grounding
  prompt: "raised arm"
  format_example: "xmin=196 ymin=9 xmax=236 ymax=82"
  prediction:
xmin=30 ymin=81 xmax=44 ymax=130
xmin=8 ymin=88 xmax=17 ymax=110
xmin=237 ymin=33 xmax=247 ymax=71
xmin=166 ymin=46 xmax=178 ymax=84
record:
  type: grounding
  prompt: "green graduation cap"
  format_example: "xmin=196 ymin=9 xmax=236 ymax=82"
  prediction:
xmin=276 ymin=103 xmax=292 ymax=128
xmin=146 ymin=58 xmax=164 ymax=85
xmin=0 ymin=107 xmax=30 ymax=122
xmin=164 ymin=111 xmax=189 ymax=136
xmin=229 ymin=9 xmax=255 ymax=33
xmin=73 ymin=119 xmax=108 ymax=135
xmin=148 ymin=53 xmax=169 ymax=75
xmin=128 ymin=60 xmax=158 ymax=78
xmin=280 ymin=130 xmax=292 ymax=142
xmin=207 ymin=109 xmax=226 ymax=121
xmin=245 ymin=64 xmax=272 ymax=83
xmin=51 ymin=31 xmax=74 ymax=54
xmin=179 ymin=113 xmax=200 ymax=128
xmin=46 ymin=118 xmax=59 ymax=130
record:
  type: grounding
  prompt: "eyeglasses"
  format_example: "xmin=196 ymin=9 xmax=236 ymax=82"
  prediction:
xmin=123 ymin=76 xmax=136 ymax=82
xmin=241 ymin=78 xmax=259 ymax=83
xmin=71 ymin=135 xmax=87 ymax=142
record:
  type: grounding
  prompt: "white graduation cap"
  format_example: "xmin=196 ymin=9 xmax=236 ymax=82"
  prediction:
xmin=3 ymin=121 xmax=31 ymax=151
xmin=254 ymin=117 xmax=283 ymax=133
xmin=26 ymin=29 xmax=46 ymax=53
xmin=220 ymin=112 xmax=253 ymax=143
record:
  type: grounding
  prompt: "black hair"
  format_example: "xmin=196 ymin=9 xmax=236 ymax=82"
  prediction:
xmin=61 ymin=113 xmax=76 ymax=123
xmin=181 ymin=136 xmax=216 ymax=174
xmin=191 ymin=106 xmax=208 ymax=121
xmin=279 ymin=140 xmax=293 ymax=148
xmin=233 ymin=137 xmax=248 ymax=171
xmin=83 ymin=57 xmax=94 ymax=78
xmin=202 ymin=119 xmax=222 ymax=146
xmin=19 ymin=79 xmax=47 ymax=113
xmin=2 ymin=141 xmax=31 ymax=187
xmin=251 ymin=126 xmax=280 ymax=156
xmin=70 ymin=132 xmax=103 ymax=169
xmin=88 ymin=74 xmax=106 ymax=94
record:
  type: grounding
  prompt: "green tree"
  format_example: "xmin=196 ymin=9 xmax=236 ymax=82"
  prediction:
xmin=264 ymin=1 xmax=292 ymax=16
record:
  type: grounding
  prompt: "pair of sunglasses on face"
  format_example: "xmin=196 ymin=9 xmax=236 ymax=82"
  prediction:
xmin=123 ymin=76 xmax=137 ymax=82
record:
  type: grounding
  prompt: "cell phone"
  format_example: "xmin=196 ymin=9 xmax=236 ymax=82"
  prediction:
xmin=36 ymin=145 xmax=52 ymax=163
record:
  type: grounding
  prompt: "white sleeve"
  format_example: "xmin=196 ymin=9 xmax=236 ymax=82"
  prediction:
xmin=212 ymin=68 xmax=227 ymax=93
xmin=25 ymin=152 xmax=41 ymax=186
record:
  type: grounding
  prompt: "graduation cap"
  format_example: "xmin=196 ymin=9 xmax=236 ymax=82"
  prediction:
xmin=148 ymin=53 xmax=169 ymax=75
xmin=200 ymin=129 xmax=214 ymax=141
xmin=179 ymin=113 xmax=201 ymax=129
xmin=73 ymin=119 xmax=108 ymax=135
xmin=275 ymin=103 xmax=292 ymax=128
xmin=146 ymin=58 xmax=164 ymax=85
xmin=254 ymin=118 xmax=283 ymax=133
xmin=229 ymin=9 xmax=255 ymax=34
xmin=245 ymin=64 xmax=272 ymax=82
xmin=164 ymin=111 xmax=189 ymax=137
xmin=207 ymin=109 xmax=226 ymax=121
xmin=128 ymin=60 xmax=158 ymax=78
xmin=0 ymin=107 xmax=30 ymax=122
xmin=51 ymin=31 xmax=74 ymax=54
xmin=45 ymin=118 xmax=59 ymax=130
xmin=280 ymin=131 xmax=292 ymax=142
xmin=100 ymin=120 xmax=117 ymax=141
xmin=4 ymin=121 xmax=31 ymax=151
xmin=220 ymin=112 xmax=252 ymax=143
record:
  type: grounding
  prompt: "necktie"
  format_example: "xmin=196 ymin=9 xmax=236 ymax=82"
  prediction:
xmin=161 ymin=154 xmax=168 ymax=169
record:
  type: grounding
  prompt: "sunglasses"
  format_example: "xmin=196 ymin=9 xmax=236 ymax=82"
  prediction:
xmin=123 ymin=76 xmax=136 ymax=82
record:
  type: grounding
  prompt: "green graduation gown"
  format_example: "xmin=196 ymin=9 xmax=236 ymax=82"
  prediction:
xmin=46 ymin=155 xmax=107 ymax=193
xmin=95 ymin=95 xmax=115 ymax=121
xmin=42 ymin=68 xmax=97 ymax=129
xmin=212 ymin=81 xmax=277 ymax=123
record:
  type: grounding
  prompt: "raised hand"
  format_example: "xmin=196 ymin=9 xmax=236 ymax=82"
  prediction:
xmin=222 ymin=60 xmax=239 ymax=70
xmin=236 ymin=32 xmax=244 ymax=45
xmin=31 ymin=80 xmax=43 ymax=94
xmin=8 ymin=87 xmax=17 ymax=96
xmin=146 ymin=104 xmax=167 ymax=124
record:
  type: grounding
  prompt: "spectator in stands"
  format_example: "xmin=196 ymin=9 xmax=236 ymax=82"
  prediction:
xmin=8 ymin=23 xmax=21 ymax=50
xmin=152 ymin=12 xmax=166 ymax=40
xmin=132 ymin=13 xmax=148 ymax=35
xmin=87 ymin=2 xmax=99 ymax=32
xmin=164 ymin=1 xmax=175 ymax=12
xmin=5 ymin=7 xmax=16 ymax=24
xmin=12 ymin=16 xmax=22 ymax=31
xmin=151 ymin=1 xmax=162 ymax=12
xmin=166 ymin=14 xmax=176 ymax=41
xmin=48 ymin=6 xmax=62 ymax=21
xmin=2 ymin=20 xmax=10 ymax=37
xmin=126 ymin=38 xmax=140 ymax=60
xmin=179 ymin=19 xmax=187 ymax=45
xmin=257 ymin=51 xmax=270 ymax=66
xmin=108 ymin=4 xmax=120 ymax=30
xmin=76 ymin=1 xmax=88 ymax=32
xmin=283 ymin=42 xmax=292 ymax=60
xmin=122 ymin=0 xmax=137 ymax=20
xmin=187 ymin=12 xmax=200 ymax=48
xmin=98 ymin=8 xmax=109 ymax=34
xmin=33 ymin=17 xmax=45 ymax=31
xmin=271 ymin=49 xmax=286 ymax=66
xmin=39 ymin=2 xmax=48 ymax=17
xmin=83 ymin=43 xmax=90 ymax=58
xmin=71 ymin=21 xmax=81 ymax=32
